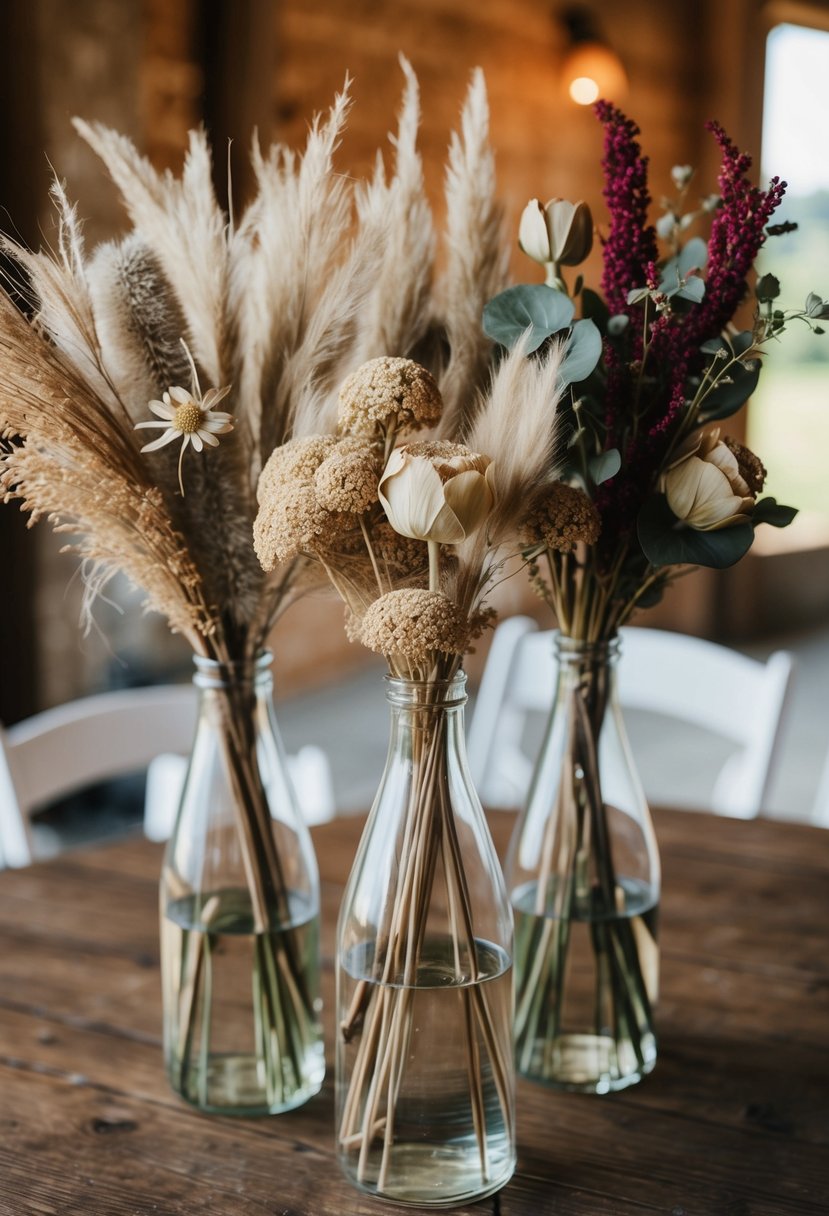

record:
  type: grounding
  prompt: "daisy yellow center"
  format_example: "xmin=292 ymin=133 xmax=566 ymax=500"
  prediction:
xmin=173 ymin=402 xmax=204 ymax=434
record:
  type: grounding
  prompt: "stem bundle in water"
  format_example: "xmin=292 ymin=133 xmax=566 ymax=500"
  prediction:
xmin=161 ymin=655 xmax=324 ymax=1115
xmin=508 ymin=637 xmax=660 ymax=1093
xmin=337 ymin=687 xmax=515 ymax=1205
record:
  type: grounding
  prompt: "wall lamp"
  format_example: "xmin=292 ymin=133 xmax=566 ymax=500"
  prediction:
xmin=559 ymin=6 xmax=628 ymax=106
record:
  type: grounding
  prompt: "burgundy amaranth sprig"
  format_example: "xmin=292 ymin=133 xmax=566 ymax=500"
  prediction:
xmin=643 ymin=122 xmax=786 ymax=445
xmin=595 ymin=101 xmax=658 ymax=318
xmin=691 ymin=121 xmax=786 ymax=342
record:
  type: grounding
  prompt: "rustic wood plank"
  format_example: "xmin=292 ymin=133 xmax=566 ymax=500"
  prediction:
xmin=2 ymin=1054 xmax=827 ymax=1216
xmin=1 ymin=809 xmax=828 ymax=1212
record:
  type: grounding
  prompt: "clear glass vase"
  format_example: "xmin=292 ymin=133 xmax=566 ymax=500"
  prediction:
xmin=505 ymin=634 xmax=660 ymax=1093
xmin=160 ymin=651 xmax=324 ymax=1115
xmin=336 ymin=672 xmax=515 ymax=1207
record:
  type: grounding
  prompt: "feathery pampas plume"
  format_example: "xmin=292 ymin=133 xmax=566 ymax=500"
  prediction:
xmin=0 ymin=62 xmax=519 ymax=667
xmin=436 ymin=68 xmax=509 ymax=438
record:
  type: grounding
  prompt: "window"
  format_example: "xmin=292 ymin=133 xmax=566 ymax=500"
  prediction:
xmin=749 ymin=21 xmax=829 ymax=537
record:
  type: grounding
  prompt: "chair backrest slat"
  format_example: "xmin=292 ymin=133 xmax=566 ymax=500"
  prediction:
xmin=1 ymin=684 xmax=336 ymax=868
xmin=468 ymin=619 xmax=795 ymax=820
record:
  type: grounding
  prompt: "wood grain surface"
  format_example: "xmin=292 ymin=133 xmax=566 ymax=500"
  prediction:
xmin=0 ymin=809 xmax=827 ymax=1215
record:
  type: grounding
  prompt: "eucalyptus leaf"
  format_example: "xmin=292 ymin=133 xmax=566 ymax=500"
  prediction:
xmin=636 ymin=581 xmax=666 ymax=610
xmin=581 ymin=288 xmax=610 ymax=331
xmin=699 ymin=358 xmax=761 ymax=420
xmin=731 ymin=330 xmax=754 ymax=355
xmin=659 ymin=237 xmax=709 ymax=299
xmin=656 ymin=212 xmax=676 ymax=240
xmin=637 ymin=494 xmax=754 ymax=569
xmin=607 ymin=314 xmax=630 ymax=336
xmin=700 ymin=337 xmax=728 ymax=355
xmin=805 ymin=292 xmax=829 ymax=320
xmin=678 ymin=276 xmax=706 ymax=304
xmin=678 ymin=236 xmax=709 ymax=276
xmin=753 ymin=497 xmax=798 ymax=528
xmin=588 ymin=448 xmax=621 ymax=485
xmin=756 ymin=273 xmax=781 ymax=301
xmin=559 ymin=319 xmax=602 ymax=386
xmin=482 ymin=285 xmax=575 ymax=352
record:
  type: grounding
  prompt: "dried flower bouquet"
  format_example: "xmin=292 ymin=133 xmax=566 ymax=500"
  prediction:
xmin=484 ymin=104 xmax=828 ymax=1090
xmin=254 ymin=338 xmax=565 ymax=1193
xmin=0 ymin=63 xmax=514 ymax=1112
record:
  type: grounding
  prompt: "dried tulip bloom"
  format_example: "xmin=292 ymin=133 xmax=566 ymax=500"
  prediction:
xmin=660 ymin=428 xmax=757 ymax=531
xmin=723 ymin=436 xmax=767 ymax=495
xmin=519 ymin=198 xmax=593 ymax=268
xmin=337 ymin=356 xmax=443 ymax=436
xmin=379 ymin=441 xmax=495 ymax=545
xmin=360 ymin=588 xmax=469 ymax=667
xmin=521 ymin=482 xmax=601 ymax=554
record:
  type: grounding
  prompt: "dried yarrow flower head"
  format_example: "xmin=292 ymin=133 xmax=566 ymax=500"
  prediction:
xmin=314 ymin=445 xmax=382 ymax=513
xmin=337 ymin=356 xmax=443 ymax=436
xmin=371 ymin=521 xmax=428 ymax=578
xmin=521 ymin=481 xmax=601 ymax=554
xmin=359 ymin=588 xmax=469 ymax=666
xmin=256 ymin=436 xmax=338 ymax=505
xmin=253 ymin=483 xmax=327 ymax=569
xmin=254 ymin=435 xmax=360 ymax=569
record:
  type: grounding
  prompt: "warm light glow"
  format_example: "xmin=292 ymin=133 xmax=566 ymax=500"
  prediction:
xmin=569 ymin=76 xmax=600 ymax=105
xmin=562 ymin=41 xmax=627 ymax=104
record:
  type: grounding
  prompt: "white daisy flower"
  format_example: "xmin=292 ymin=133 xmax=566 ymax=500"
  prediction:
xmin=135 ymin=340 xmax=234 ymax=495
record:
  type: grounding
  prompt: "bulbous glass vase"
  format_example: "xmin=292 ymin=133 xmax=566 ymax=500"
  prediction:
xmin=336 ymin=672 xmax=515 ymax=1206
xmin=505 ymin=634 xmax=660 ymax=1093
xmin=160 ymin=651 xmax=324 ymax=1115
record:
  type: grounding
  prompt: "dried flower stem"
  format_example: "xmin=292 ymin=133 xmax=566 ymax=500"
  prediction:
xmin=338 ymin=682 xmax=513 ymax=1186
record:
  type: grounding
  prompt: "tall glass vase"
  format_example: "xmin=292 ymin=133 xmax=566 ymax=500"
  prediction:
xmin=505 ymin=634 xmax=660 ymax=1093
xmin=160 ymin=652 xmax=324 ymax=1115
xmin=336 ymin=673 xmax=515 ymax=1207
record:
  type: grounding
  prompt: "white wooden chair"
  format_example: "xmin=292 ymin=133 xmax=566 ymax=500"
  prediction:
xmin=468 ymin=617 xmax=795 ymax=819
xmin=0 ymin=685 xmax=335 ymax=868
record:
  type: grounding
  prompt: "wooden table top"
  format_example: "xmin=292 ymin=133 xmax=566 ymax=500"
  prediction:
xmin=0 ymin=808 xmax=827 ymax=1215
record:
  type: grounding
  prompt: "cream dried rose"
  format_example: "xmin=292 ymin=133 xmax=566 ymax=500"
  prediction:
xmin=518 ymin=198 xmax=593 ymax=268
xmin=378 ymin=441 xmax=495 ymax=544
xmin=661 ymin=429 xmax=755 ymax=531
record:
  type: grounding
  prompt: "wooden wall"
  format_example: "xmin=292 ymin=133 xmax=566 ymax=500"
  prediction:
xmin=270 ymin=0 xmax=766 ymax=261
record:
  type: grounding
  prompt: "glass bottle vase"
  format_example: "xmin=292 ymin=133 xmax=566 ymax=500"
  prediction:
xmin=160 ymin=651 xmax=324 ymax=1115
xmin=505 ymin=634 xmax=660 ymax=1093
xmin=336 ymin=673 xmax=516 ymax=1206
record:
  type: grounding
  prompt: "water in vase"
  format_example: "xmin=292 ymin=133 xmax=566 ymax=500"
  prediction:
xmin=513 ymin=876 xmax=658 ymax=1093
xmin=162 ymin=886 xmax=324 ymax=1115
xmin=337 ymin=936 xmax=515 ymax=1207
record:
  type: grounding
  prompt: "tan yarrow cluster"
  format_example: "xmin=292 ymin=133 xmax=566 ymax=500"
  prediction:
xmin=314 ymin=448 xmax=382 ymax=513
xmin=359 ymin=589 xmax=470 ymax=664
xmin=253 ymin=354 xmax=509 ymax=678
xmin=337 ymin=356 xmax=443 ymax=434
xmin=521 ymin=482 xmax=601 ymax=554
xmin=254 ymin=436 xmax=359 ymax=569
